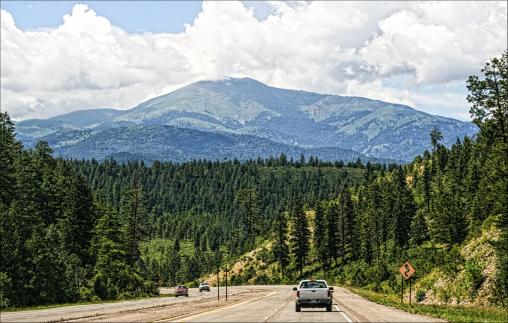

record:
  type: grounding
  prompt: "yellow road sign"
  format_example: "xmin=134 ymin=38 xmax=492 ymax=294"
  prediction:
xmin=399 ymin=260 xmax=415 ymax=280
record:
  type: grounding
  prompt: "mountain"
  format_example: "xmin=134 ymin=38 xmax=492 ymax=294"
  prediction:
xmin=15 ymin=108 xmax=123 ymax=137
xmin=15 ymin=77 xmax=478 ymax=161
xmin=23 ymin=125 xmax=379 ymax=163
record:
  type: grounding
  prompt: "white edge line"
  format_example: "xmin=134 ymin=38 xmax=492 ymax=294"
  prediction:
xmin=335 ymin=305 xmax=353 ymax=323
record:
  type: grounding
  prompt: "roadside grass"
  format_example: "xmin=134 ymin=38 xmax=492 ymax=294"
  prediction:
xmin=348 ymin=287 xmax=507 ymax=323
xmin=1 ymin=293 xmax=175 ymax=313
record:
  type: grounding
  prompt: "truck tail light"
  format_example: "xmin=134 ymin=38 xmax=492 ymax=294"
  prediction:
xmin=296 ymin=291 xmax=300 ymax=298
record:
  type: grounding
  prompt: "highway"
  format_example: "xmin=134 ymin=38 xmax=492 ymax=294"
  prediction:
xmin=171 ymin=286 xmax=442 ymax=322
xmin=0 ymin=286 xmax=443 ymax=322
xmin=0 ymin=287 xmax=252 ymax=323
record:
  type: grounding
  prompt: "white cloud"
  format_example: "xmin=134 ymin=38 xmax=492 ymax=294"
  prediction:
xmin=1 ymin=1 xmax=506 ymax=120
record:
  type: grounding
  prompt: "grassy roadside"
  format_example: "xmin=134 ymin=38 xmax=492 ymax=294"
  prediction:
xmin=1 ymin=293 xmax=175 ymax=313
xmin=348 ymin=287 xmax=507 ymax=323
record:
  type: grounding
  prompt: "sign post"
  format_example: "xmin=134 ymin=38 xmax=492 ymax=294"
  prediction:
xmin=409 ymin=276 xmax=412 ymax=305
xmin=399 ymin=260 xmax=416 ymax=305
xmin=225 ymin=261 xmax=228 ymax=301
xmin=400 ymin=275 xmax=404 ymax=304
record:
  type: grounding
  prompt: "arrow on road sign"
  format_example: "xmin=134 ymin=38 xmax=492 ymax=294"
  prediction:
xmin=399 ymin=260 xmax=415 ymax=280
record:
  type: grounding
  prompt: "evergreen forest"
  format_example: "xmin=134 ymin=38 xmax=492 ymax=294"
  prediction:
xmin=1 ymin=52 xmax=506 ymax=309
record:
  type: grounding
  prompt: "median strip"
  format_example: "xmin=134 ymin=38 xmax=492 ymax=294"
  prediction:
xmin=166 ymin=291 xmax=276 ymax=323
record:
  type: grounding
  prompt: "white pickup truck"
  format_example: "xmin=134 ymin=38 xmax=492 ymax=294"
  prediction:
xmin=293 ymin=279 xmax=333 ymax=312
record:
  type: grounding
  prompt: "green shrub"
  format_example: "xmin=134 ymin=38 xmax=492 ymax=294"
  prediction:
xmin=257 ymin=247 xmax=270 ymax=263
xmin=344 ymin=261 xmax=369 ymax=286
xmin=442 ymin=245 xmax=464 ymax=276
xmin=366 ymin=262 xmax=389 ymax=283
xmin=464 ymin=259 xmax=484 ymax=300
xmin=243 ymin=266 xmax=256 ymax=281
xmin=437 ymin=288 xmax=451 ymax=303
xmin=416 ymin=289 xmax=426 ymax=302
xmin=417 ymin=270 xmax=439 ymax=291
xmin=79 ymin=287 xmax=95 ymax=302
xmin=253 ymin=273 xmax=270 ymax=284
xmin=0 ymin=272 xmax=11 ymax=308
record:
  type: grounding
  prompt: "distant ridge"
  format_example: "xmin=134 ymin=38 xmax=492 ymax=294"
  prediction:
xmin=15 ymin=77 xmax=477 ymax=162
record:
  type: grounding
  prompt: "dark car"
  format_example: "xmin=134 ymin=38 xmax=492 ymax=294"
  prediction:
xmin=175 ymin=285 xmax=189 ymax=297
xmin=199 ymin=282 xmax=210 ymax=292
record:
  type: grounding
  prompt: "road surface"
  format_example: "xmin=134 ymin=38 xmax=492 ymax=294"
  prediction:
xmin=0 ymin=287 xmax=252 ymax=323
xmin=170 ymin=286 xmax=442 ymax=322
xmin=1 ymin=286 xmax=443 ymax=322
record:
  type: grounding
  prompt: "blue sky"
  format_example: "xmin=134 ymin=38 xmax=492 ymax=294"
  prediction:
xmin=0 ymin=1 xmax=203 ymax=33
xmin=0 ymin=1 xmax=274 ymax=32
xmin=1 ymin=1 xmax=506 ymax=120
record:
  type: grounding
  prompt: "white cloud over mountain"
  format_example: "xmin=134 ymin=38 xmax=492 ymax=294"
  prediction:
xmin=1 ymin=1 xmax=506 ymax=120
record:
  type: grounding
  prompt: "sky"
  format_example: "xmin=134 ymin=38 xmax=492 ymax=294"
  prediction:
xmin=1 ymin=1 xmax=506 ymax=121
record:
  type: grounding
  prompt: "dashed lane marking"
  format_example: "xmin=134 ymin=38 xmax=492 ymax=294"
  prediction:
xmin=262 ymin=298 xmax=289 ymax=322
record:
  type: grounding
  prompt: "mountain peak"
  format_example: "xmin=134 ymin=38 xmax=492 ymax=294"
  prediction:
xmin=15 ymin=78 xmax=478 ymax=161
xmin=194 ymin=76 xmax=266 ymax=88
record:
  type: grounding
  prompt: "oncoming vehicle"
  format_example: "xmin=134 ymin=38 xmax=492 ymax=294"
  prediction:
xmin=293 ymin=279 xmax=333 ymax=312
xmin=199 ymin=282 xmax=210 ymax=292
xmin=175 ymin=285 xmax=189 ymax=297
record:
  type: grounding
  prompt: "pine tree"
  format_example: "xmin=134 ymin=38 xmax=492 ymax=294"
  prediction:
xmin=409 ymin=209 xmax=429 ymax=246
xmin=26 ymin=224 xmax=67 ymax=305
xmin=428 ymin=176 xmax=467 ymax=245
xmin=325 ymin=200 xmax=340 ymax=265
xmin=272 ymin=210 xmax=290 ymax=277
xmin=1 ymin=200 xmax=40 ymax=306
xmin=236 ymin=188 xmax=260 ymax=238
xmin=59 ymin=175 xmax=95 ymax=266
xmin=422 ymin=160 xmax=432 ymax=211
xmin=392 ymin=167 xmax=416 ymax=250
xmin=339 ymin=190 xmax=358 ymax=262
xmin=467 ymin=50 xmax=507 ymax=145
xmin=289 ymin=200 xmax=310 ymax=277
xmin=313 ymin=202 xmax=329 ymax=269
xmin=0 ymin=112 xmax=19 ymax=206
xmin=365 ymin=183 xmax=382 ymax=262
xmin=466 ymin=51 xmax=508 ymax=303
xmin=122 ymin=187 xmax=148 ymax=265
xmin=168 ymin=243 xmax=181 ymax=286
xmin=92 ymin=202 xmax=131 ymax=299
xmin=430 ymin=127 xmax=443 ymax=152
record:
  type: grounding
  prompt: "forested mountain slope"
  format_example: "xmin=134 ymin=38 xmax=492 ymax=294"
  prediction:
xmin=15 ymin=108 xmax=124 ymax=137
xmin=15 ymin=77 xmax=477 ymax=161
xmin=1 ymin=52 xmax=505 ymax=316
xmin=20 ymin=125 xmax=384 ymax=164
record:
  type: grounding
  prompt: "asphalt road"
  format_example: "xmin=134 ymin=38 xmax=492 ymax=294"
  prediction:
xmin=0 ymin=287 xmax=248 ymax=323
xmin=171 ymin=286 xmax=443 ymax=323
xmin=1 ymin=286 xmax=443 ymax=323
